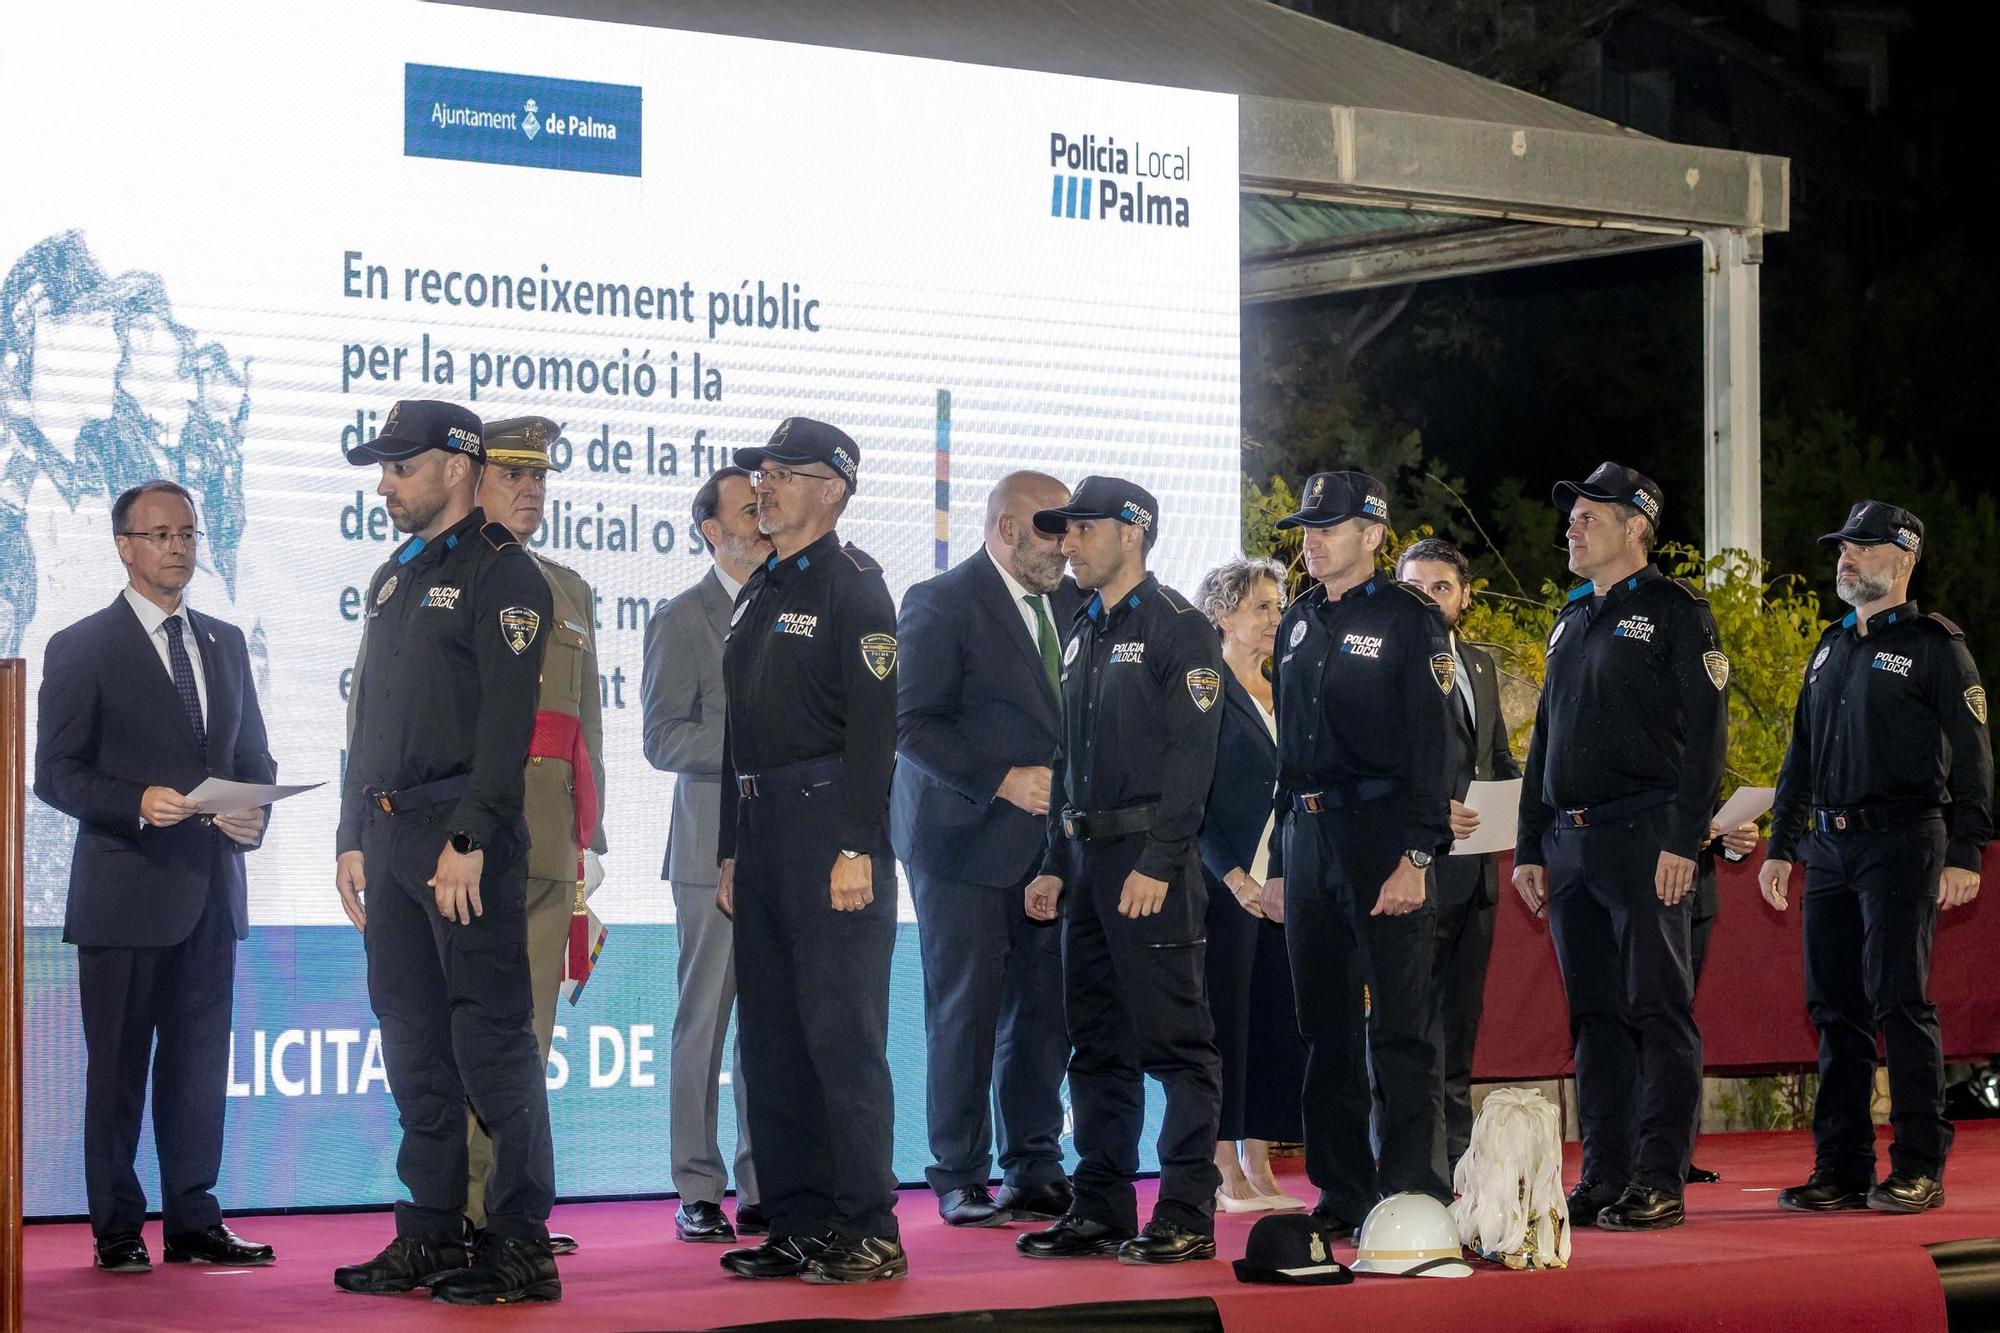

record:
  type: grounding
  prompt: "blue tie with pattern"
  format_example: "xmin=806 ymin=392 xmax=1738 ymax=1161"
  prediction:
xmin=163 ymin=615 xmax=207 ymax=761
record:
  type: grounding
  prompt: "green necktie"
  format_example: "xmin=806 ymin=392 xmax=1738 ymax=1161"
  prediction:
xmin=1028 ymin=595 xmax=1062 ymax=696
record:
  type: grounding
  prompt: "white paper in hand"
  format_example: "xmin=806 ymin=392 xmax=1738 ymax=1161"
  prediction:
xmin=1451 ymin=778 xmax=1523 ymax=856
xmin=1712 ymin=785 xmax=1776 ymax=835
xmin=186 ymin=777 xmax=323 ymax=815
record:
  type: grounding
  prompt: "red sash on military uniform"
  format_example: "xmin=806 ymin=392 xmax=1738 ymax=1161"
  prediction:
xmin=528 ymin=709 xmax=602 ymax=989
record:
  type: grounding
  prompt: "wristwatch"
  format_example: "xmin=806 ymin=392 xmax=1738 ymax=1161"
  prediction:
xmin=1403 ymin=849 xmax=1434 ymax=870
xmin=839 ymin=849 xmax=863 ymax=860
xmin=450 ymin=831 xmax=482 ymax=855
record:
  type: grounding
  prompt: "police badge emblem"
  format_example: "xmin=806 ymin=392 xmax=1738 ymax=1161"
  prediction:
xmin=1430 ymin=653 xmax=1457 ymax=695
xmin=1289 ymin=620 xmax=1308 ymax=649
xmin=860 ymin=632 xmax=897 ymax=681
xmin=1703 ymin=650 xmax=1731 ymax=691
xmin=499 ymin=606 xmax=542 ymax=655
xmin=1548 ymin=619 xmax=1566 ymax=649
xmin=1185 ymin=667 xmax=1221 ymax=713
xmin=1063 ymin=636 xmax=1080 ymax=666
xmin=376 ymin=574 xmax=398 ymax=606
xmin=1813 ymin=645 xmax=1831 ymax=671
xmin=1968 ymin=686 xmax=1988 ymax=726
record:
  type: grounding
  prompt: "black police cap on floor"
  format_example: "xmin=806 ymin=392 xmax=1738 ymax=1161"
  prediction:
xmin=1552 ymin=461 xmax=1665 ymax=525
xmin=1274 ymin=471 xmax=1390 ymax=530
xmin=1820 ymin=499 xmax=1925 ymax=556
xmin=733 ymin=417 xmax=861 ymax=491
xmin=1031 ymin=475 xmax=1158 ymax=537
xmin=1233 ymin=1214 xmax=1356 ymax=1286
xmin=345 ymin=399 xmax=485 ymax=466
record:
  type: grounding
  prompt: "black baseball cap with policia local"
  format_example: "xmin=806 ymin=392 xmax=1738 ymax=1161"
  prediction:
xmin=1275 ymin=471 xmax=1390 ymax=529
xmin=1552 ymin=460 xmax=1665 ymax=526
xmin=733 ymin=417 xmax=861 ymax=491
xmin=1032 ymin=475 xmax=1159 ymax=539
xmin=1820 ymin=499 xmax=1924 ymax=557
xmin=345 ymin=399 xmax=484 ymax=466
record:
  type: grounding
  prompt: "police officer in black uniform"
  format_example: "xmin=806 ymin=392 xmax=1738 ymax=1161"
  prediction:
xmin=1513 ymin=462 xmax=1727 ymax=1233
xmin=714 ymin=417 xmax=905 ymax=1284
xmin=1760 ymin=500 xmax=1991 ymax=1215
xmin=331 ymin=400 xmax=559 ymax=1304
xmin=1017 ymin=476 xmax=1225 ymax=1265
xmin=1259 ymin=472 xmax=1454 ymax=1235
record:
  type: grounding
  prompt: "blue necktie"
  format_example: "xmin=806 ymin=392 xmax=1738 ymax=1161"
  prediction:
xmin=163 ymin=616 xmax=207 ymax=761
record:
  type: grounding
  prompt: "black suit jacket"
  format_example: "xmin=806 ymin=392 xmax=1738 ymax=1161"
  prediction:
xmin=1437 ymin=639 xmax=1520 ymax=906
xmin=891 ymin=553 xmax=1081 ymax=887
xmin=1198 ymin=672 xmax=1278 ymax=886
xmin=34 ymin=594 xmax=274 ymax=947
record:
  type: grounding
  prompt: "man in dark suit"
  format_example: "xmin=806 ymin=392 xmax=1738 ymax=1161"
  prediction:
xmin=892 ymin=471 xmax=1078 ymax=1227
xmin=34 ymin=480 xmax=276 ymax=1273
xmin=1397 ymin=537 xmax=1519 ymax=1172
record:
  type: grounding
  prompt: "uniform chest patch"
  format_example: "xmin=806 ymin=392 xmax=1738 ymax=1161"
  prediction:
xmin=499 ymin=606 xmax=542 ymax=655
xmin=1339 ymin=633 xmax=1383 ymax=659
xmin=1612 ymin=615 xmax=1655 ymax=643
xmin=730 ymin=596 xmax=751 ymax=628
xmin=1967 ymin=686 xmax=1988 ymax=726
xmin=1703 ymin=650 xmax=1730 ymax=691
xmin=1289 ymin=620 xmax=1308 ymax=649
xmin=774 ymin=612 xmax=818 ymax=638
xmin=1548 ymin=619 xmax=1567 ymax=649
xmin=1430 ymin=653 xmax=1457 ymax=694
xmin=1110 ymin=641 xmax=1145 ymax=664
xmin=376 ymin=574 xmax=399 ymax=606
xmin=1063 ymin=635 xmax=1080 ymax=666
xmin=1812 ymin=646 xmax=1831 ymax=672
xmin=1871 ymin=651 xmax=1914 ymax=678
xmin=860 ymin=632 xmax=897 ymax=680
xmin=1185 ymin=667 xmax=1220 ymax=712
xmin=423 ymin=585 xmax=462 ymax=610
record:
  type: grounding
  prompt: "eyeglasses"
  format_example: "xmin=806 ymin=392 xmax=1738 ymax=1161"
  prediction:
xmin=120 ymin=529 xmax=204 ymax=549
xmin=752 ymin=465 xmax=840 ymax=487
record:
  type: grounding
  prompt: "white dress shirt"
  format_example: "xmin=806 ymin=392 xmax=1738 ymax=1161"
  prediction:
xmin=123 ymin=584 xmax=208 ymax=725
xmin=715 ymin=564 xmax=745 ymax=604
xmin=1451 ymin=631 xmax=1476 ymax=731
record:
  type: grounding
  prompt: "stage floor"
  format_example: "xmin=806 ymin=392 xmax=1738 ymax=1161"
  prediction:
xmin=25 ymin=1122 xmax=2000 ymax=1331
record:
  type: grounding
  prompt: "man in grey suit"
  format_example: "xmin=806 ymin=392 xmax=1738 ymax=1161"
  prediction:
xmin=642 ymin=466 xmax=769 ymax=1244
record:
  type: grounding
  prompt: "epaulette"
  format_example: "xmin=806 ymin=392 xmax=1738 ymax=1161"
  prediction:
xmin=1156 ymin=585 xmax=1205 ymax=616
xmin=1386 ymin=579 xmax=1438 ymax=611
xmin=841 ymin=542 xmax=883 ymax=575
xmin=1564 ymin=582 xmax=1593 ymax=603
xmin=1925 ymin=612 xmax=1966 ymax=640
xmin=533 ymin=551 xmax=579 ymax=577
xmin=481 ymin=520 xmax=521 ymax=552
xmin=1668 ymin=576 xmax=1709 ymax=602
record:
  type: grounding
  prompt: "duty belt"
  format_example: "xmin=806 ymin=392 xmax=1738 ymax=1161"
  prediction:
xmin=1557 ymin=787 xmax=1675 ymax=828
xmin=1291 ymin=778 xmax=1400 ymax=814
xmin=1813 ymin=801 xmax=1939 ymax=834
xmin=366 ymin=772 xmax=471 ymax=815
xmin=1060 ymin=803 xmax=1154 ymax=841
xmin=736 ymin=755 xmax=844 ymax=800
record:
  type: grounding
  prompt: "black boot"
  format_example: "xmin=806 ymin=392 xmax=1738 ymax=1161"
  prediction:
xmin=333 ymin=1231 xmax=470 ymax=1294
xmin=1868 ymin=1173 xmax=1944 ymax=1214
xmin=720 ymin=1232 xmax=832 ymax=1279
xmin=429 ymin=1235 xmax=561 ymax=1305
xmin=1778 ymin=1169 xmax=1873 ymax=1213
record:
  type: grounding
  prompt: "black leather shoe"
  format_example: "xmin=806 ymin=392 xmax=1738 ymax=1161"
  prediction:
xmin=548 ymin=1232 xmax=579 ymax=1255
xmin=1015 ymin=1216 xmax=1133 ymax=1259
xmin=996 ymin=1179 xmax=1074 ymax=1221
xmin=734 ymin=1202 xmax=769 ymax=1236
xmin=164 ymin=1223 xmax=275 ymax=1267
xmin=802 ymin=1235 xmax=909 ymax=1284
xmin=1307 ymin=1208 xmax=1358 ymax=1242
xmin=333 ymin=1231 xmax=470 ymax=1294
xmin=1868 ymin=1172 xmax=1944 ymax=1213
xmin=676 ymin=1200 xmax=736 ymax=1244
xmin=1685 ymin=1163 xmax=1722 ymax=1185
xmin=1565 ymin=1179 xmax=1622 ymax=1228
xmin=1779 ymin=1170 xmax=1873 ymax=1213
xmin=720 ymin=1232 xmax=832 ymax=1279
xmin=939 ymin=1184 xmax=1009 ymax=1227
xmin=430 ymin=1235 xmax=561 ymax=1305
xmin=1597 ymin=1184 xmax=1685 ymax=1231
xmin=1117 ymin=1219 xmax=1216 ymax=1266
xmin=94 ymin=1232 xmax=151 ymax=1274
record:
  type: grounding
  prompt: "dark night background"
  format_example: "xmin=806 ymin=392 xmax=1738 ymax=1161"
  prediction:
xmin=1247 ymin=0 xmax=1993 ymax=677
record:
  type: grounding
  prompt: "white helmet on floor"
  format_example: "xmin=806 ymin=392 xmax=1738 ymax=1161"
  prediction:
xmin=1352 ymin=1193 xmax=1474 ymax=1278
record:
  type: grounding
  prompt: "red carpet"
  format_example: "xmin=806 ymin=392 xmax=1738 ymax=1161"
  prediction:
xmin=26 ymin=1122 xmax=2000 ymax=1331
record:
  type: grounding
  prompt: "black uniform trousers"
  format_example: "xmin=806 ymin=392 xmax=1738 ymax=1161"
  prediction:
xmin=76 ymin=875 xmax=236 ymax=1238
xmin=1431 ymin=886 xmax=1495 ymax=1171
xmin=910 ymin=868 xmax=1069 ymax=1196
xmin=1060 ymin=832 xmax=1222 ymax=1234
xmin=1203 ymin=869 xmax=1305 ymax=1143
xmin=733 ymin=781 xmax=899 ymax=1241
xmin=361 ymin=806 xmax=553 ymax=1241
xmin=1285 ymin=802 xmax=1448 ymax=1223
xmin=1545 ymin=805 xmax=1701 ymax=1194
xmin=1800 ymin=817 xmax=1953 ymax=1182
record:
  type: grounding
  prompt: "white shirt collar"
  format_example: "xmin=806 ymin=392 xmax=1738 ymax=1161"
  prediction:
xmin=123 ymin=584 xmax=190 ymax=636
xmin=714 ymin=564 xmax=746 ymax=603
xmin=986 ymin=547 xmax=1039 ymax=607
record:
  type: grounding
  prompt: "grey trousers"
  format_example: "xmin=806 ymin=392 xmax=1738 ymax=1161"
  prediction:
xmin=670 ymin=878 xmax=758 ymax=1206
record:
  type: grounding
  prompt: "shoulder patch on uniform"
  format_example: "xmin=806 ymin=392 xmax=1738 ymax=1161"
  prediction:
xmin=1965 ymin=686 xmax=1987 ymax=726
xmin=1185 ymin=667 xmax=1221 ymax=712
xmin=841 ymin=543 xmax=883 ymax=575
xmin=482 ymin=520 xmax=521 ymax=552
xmin=859 ymin=632 xmax=897 ymax=680
xmin=1926 ymin=613 xmax=1967 ymax=640
xmin=1430 ymin=652 xmax=1456 ymax=695
xmin=499 ymin=606 xmax=542 ymax=655
xmin=1703 ymin=650 xmax=1730 ymax=691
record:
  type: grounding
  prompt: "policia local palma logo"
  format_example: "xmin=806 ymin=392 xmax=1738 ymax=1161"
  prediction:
xmin=1048 ymin=131 xmax=1193 ymax=227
